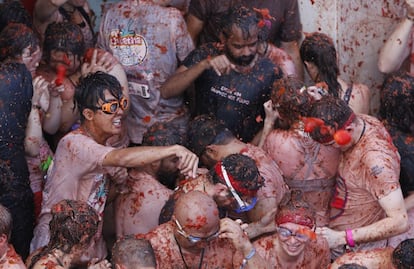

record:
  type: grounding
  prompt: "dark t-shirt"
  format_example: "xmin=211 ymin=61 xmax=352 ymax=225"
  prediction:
xmin=189 ymin=0 xmax=302 ymax=45
xmin=0 ymin=62 xmax=32 ymax=192
xmin=183 ymin=43 xmax=283 ymax=142
xmin=0 ymin=63 xmax=34 ymax=259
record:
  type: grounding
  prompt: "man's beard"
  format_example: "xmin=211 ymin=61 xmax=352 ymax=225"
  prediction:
xmin=225 ymin=48 xmax=255 ymax=66
xmin=157 ymin=170 xmax=180 ymax=190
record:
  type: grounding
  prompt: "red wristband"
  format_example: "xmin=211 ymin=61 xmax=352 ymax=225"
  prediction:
xmin=345 ymin=229 xmax=355 ymax=247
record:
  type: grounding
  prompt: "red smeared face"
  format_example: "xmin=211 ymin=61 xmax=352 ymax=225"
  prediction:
xmin=277 ymin=223 xmax=311 ymax=259
xmin=49 ymin=50 xmax=80 ymax=75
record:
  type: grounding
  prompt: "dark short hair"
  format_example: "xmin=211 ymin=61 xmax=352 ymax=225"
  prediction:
xmin=380 ymin=71 xmax=414 ymax=134
xmin=142 ymin=121 xmax=184 ymax=147
xmin=210 ymin=153 xmax=262 ymax=192
xmin=0 ymin=1 xmax=32 ymax=32
xmin=271 ymin=77 xmax=312 ymax=127
xmin=43 ymin=21 xmax=85 ymax=61
xmin=221 ymin=5 xmax=259 ymax=40
xmin=308 ymin=96 xmax=354 ymax=143
xmin=187 ymin=114 xmax=234 ymax=156
xmin=75 ymin=71 xmax=123 ymax=122
xmin=0 ymin=23 xmax=39 ymax=61
xmin=112 ymin=237 xmax=156 ymax=268
xmin=300 ymin=32 xmax=341 ymax=97
xmin=392 ymin=239 xmax=414 ymax=269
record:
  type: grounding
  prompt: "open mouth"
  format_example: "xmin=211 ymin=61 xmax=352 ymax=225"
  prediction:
xmin=113 ymin=118 xmax=122 ymax=127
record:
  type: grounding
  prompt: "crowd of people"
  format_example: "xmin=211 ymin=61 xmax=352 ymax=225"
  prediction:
xmin=0 ymin=0 xmax=413 ymax=268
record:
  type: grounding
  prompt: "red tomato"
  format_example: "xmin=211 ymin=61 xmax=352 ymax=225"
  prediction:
xmin=333 ymin=130 xmax=352 ymax=145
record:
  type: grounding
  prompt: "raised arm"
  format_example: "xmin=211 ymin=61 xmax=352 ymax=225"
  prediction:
xmin=257 ymin=100 xmax=279 ymax=148
xmin=25 ymin=76 xmax=50 ymax=156
xmin=103 ymin=144 xmax=199 ymax=178
xmin=378 ymin=0 xmax=414 ymax=73
xmin=280 ymin=40 xmax=304 ymax=80
xmin=186 ymin=14 xmax=204 ymax=46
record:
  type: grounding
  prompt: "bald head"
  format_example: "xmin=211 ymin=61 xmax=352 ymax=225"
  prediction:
xmin=174 ymin=191 xmax=220 ymax=236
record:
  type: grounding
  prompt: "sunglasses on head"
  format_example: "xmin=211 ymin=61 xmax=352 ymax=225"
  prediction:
xmin=174 ymin=218 xmax=220 ymax=244
xmin=95 ymin=97 xmax=128 ymax=114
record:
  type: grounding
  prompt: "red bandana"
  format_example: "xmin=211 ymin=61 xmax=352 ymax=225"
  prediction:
xmin=214 ymin=161 xmax=257 ymax=197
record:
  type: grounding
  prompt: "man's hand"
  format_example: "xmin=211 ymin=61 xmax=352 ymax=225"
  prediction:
xmin=32 ymin=76 xmax=49 ymax=107
xmin=219 ymin=218 xmax=253 ymax=255
xmin=174 ymin=145 xmax=199 ymax=178
xmin=208 ymin=54 xmax=236 ymax=76
xmin=316 ymin=226 xmax=346 ymax=248
xmin=82 ymin=49 xmax=116 ymax=77
xmin=263 ymin=100 xmax=279 ymax=124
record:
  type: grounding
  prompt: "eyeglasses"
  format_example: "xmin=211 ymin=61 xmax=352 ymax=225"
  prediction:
xmin=95 ymin=97 xmax=128 ymax=114
xmin=220 ymin=164 xmax=258 ymax=213
xmin=174 ymin=219 xmax=220 ymax=244
xmin=276 ymin=227 xmax=311 ymax=242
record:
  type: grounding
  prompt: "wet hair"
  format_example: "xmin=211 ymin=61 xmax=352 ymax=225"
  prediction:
xmin=210 ymin=153 xmax=263 ymax=192
xmin=307 ymin=96 xmax=354 ymax=143
xmin=187 ymin=114 xmax=235 ymax=156
xmin=43 ymin=21 xmax=85 ymax=62
xmin=221 ymin=5 xmax=259 ymax=40
xmin=338 ymin=264 xmax=368 ymax=269
xmin=28 ymin=199 xmax=99 ymax=269
xmin=300 ymin=32 xmax=342 ymax=97
xmin=271 ymin=77 xmax=312 ymax=127
xmin=0 ymin=203 xmax=12 ymax=240
xmin=379 ymin=71 xmax=414 ymax=134
xmin=392 ymin=239 xmax=414 ymax=269
xmin=0 ymin=23 xmax=39 ymax=62
xmin=112 ymin=237 xmax=156 ymax=268
xmin=142 ymin=121 xmax=184 ymax=147
xmin=275 ymin=190 xmax=315 ymax=229
xmin=75 ymin=71 xmax=123 ymax=122
xmin=0 ymin=1 xmax=33 ymax=32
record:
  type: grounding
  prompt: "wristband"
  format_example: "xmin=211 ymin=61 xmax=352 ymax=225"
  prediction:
xmin=345 ymin=229 xmax=355 ymax=247
xmin=240 ymin=247 xmax=256 ymax=269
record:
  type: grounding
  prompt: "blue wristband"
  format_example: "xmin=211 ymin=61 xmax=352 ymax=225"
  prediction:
xmin=240 ymin=247 xmax=256 ymax=269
